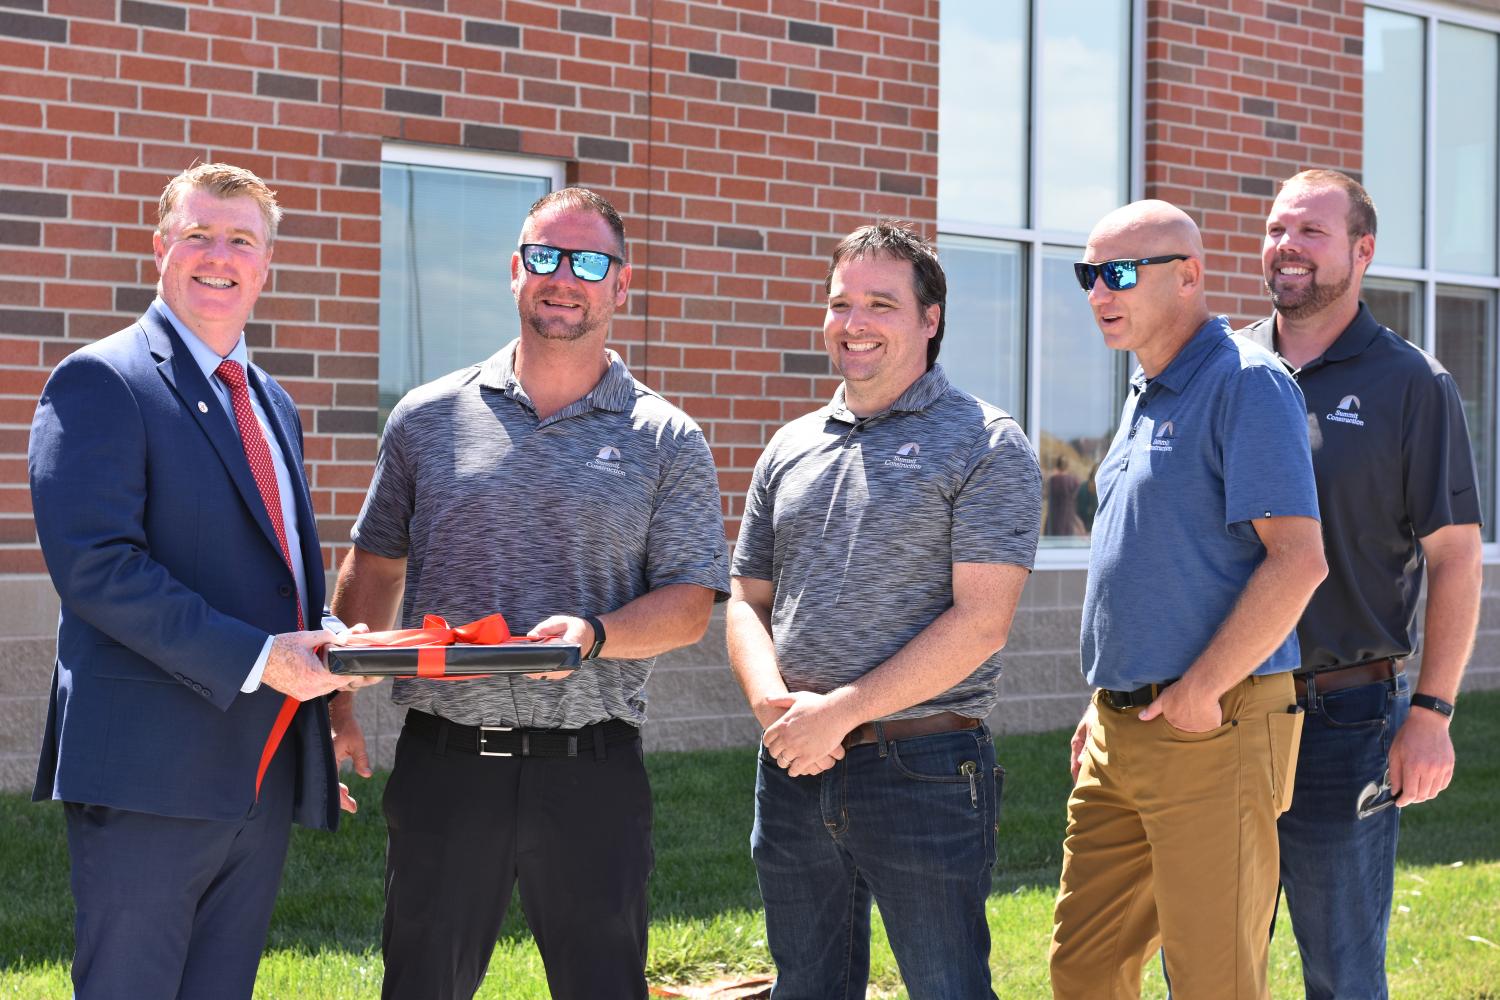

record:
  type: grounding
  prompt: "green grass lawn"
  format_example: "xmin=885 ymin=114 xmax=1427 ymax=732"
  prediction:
xmin=4 ymin=692 xmax=1498 ymax=998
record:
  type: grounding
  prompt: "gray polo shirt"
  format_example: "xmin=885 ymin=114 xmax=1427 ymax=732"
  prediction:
xmin=352 ymin=339 xmax=729 ymax=729
xmin=1241 ymin=304 xmax=1482 ymax=670
xmin=732 ymin=365 xmax=1042 ymax=721
xmin=1081 ymin=317 xmax=1320 ymax=691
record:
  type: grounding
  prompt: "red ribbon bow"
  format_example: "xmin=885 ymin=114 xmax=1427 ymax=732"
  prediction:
xmin=336 ymin=613 xmax=546 ymax=679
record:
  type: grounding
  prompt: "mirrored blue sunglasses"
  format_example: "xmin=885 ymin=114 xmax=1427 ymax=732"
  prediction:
xmin=520 ymin=243 xmax=624 ymax=283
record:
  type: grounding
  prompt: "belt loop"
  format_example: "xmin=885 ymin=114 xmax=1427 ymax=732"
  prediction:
xmin=1249 ymin=674 xmax=1262 ymax=686
xmin=434 ymin=717 xmax=450 ymax=757
xmin=1305 ymin=672 xmax=1319 ymax=713
xmin=875 ymin=720 xmax=888 ymax=758
xmin=592 ymin=724 xmax=606 ymax=762
xmin=520 ymin=732 xmax=531 ymax=757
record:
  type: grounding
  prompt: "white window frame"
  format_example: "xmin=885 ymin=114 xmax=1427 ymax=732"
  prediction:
xmin=1365 ymin=0 xmax=1500 ymax=560
xmin=938 ymin=0 xmax=1146 ymax=570
xmin=381 ymin=142 xmax=566 ymax=188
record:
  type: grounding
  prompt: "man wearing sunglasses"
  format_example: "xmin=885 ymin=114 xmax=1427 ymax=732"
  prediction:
xmin=1240 ymin=170 xmax=1482 ymax=1000
xmin=727 ymin=223 xmax=1042 ymax=999
xmin=1050 ymin=200 xmax=1326 ymax=1000
xmin=329 ymin=187 xmax=729 ymax=1000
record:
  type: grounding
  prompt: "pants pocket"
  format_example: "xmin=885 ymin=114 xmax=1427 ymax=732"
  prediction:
xmin=1268 ymin=706 xmax=1305 ymax=815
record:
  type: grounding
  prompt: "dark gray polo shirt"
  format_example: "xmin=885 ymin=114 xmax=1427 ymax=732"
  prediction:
xmin=1081 ymin=317 xmax=1321 ymax=690
xmin=352 ymin=340 xmax=729 ymax=729
xmin=1241 ymin=304 xmax=1481 ymax=670
xmin=731 ymin=365 xmax=1042 ymax=721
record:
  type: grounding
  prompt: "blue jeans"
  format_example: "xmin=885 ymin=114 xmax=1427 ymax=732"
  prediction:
xmin=750 ymin=725 xmax=1001 ymax=1000
xmin=1278 ymin=673 xmax=1410 ymax=1000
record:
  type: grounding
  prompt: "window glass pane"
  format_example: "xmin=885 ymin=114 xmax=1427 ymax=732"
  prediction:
xmin=380 ymin=161 xmax=551 ymax=423
xmin=1363 ymin=276 xmax=1422 ymax=344
xmin=1435 ymin=24 xmax=1498 ymax=275
xmin=937 ymin=235 xmax=1026 ymax=416
xmin=1040 ymin=246 xmax=1126 ymax=546
xmin=1363 ymin=8 xmax=1425 ymax=269
xmin=938 ymin=0 xmax=1029 ymax=229
xmin=1435 ymin=286 xmax=1495 ymax=540
xmin=1037 ymin=0 xmax=1131 ymax=234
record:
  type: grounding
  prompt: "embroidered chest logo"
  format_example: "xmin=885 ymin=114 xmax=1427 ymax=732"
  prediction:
xmin=1150 ymin=420 xmax=1176 ymax=452
xmin=1326 ymin=394 xmax=1365 ymax=427
xmin=884 ymin=441 xmax=923 ymax=470
xmin=587 ymin=444 xmax=627 ymax=477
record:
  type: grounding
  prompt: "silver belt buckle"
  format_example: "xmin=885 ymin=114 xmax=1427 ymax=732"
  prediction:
xmin=478 ymin=725 xmax=514 ymax=757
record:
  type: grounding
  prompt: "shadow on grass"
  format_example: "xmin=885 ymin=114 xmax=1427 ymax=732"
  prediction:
xmin=4 ymin=690 xmax=1497 ymax=966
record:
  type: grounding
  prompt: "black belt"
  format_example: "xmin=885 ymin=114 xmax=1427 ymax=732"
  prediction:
xmin=405 ymin=709 xmax=639 ymax=758
xmin=1101 ymin=679 xmax=1177 ymax=712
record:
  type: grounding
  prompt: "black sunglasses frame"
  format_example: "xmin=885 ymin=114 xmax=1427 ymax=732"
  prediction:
xmin=1073 ymin=254 xmax=1191 ymax=292
xmin=519 ymin=243 xmax=625 ymax=283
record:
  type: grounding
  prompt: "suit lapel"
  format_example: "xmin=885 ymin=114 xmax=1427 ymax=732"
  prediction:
xmin=143 ymin=307 xmax=286 ymax=562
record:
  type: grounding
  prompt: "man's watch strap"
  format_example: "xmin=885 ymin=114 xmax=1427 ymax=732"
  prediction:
xmin=582 ymin=614 xmax=607 ymax=660
xmin=1411 ymin=693 xmax=1455 ymax=718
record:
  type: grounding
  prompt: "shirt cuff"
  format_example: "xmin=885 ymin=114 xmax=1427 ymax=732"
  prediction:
xmin=241 ymin=634 xmax=274 ymax=693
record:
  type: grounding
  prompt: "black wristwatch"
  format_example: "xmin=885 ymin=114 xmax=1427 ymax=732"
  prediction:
xmin=1411 ymin=693 xmax=1454 ymax=719
xmin=581 ymin=614 xmax=607 ymax=660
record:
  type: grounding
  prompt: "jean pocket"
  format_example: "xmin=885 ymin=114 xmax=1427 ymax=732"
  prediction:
xmin=1318 ymin=682 xmax=1392 ymax=729
xmin=1268 ymin=706 xmax=1304 ymax=815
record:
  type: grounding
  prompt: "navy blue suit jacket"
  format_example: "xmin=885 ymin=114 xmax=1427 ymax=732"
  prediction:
xmin=29 ymin=306 xmax=339 ymax=830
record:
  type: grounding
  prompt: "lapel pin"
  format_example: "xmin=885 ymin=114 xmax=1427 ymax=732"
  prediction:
xmin=197 ymin=401 xmax=209 ymax=413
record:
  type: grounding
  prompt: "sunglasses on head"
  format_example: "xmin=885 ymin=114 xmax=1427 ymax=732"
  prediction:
xmin=519 ymin=243 xmax=624 ymax=283
xmin=1073 ymin=254 xmax=1190 ymax=292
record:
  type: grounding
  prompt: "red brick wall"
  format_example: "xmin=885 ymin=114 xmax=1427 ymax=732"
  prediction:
xmin=0 ymin=0 xmax=940 ymax=575
xmin=1144 ymin=0 xmax=1364 ymax=325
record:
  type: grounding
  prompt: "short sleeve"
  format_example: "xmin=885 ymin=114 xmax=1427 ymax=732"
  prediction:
xmin=645 ymin=427 xmax=729 ymax=598
xmin=731 ymin=447 xmax=777 ymax=581
xmin=1221 ymin=364 xmax=1320 ymax=529
xmin=1405 ymin=371 xmax=1483 ymax=536
xmin=951 ymin=419 xmax=1042 ymax=568
xmin=349 ymin=401 xmax=416 ymax=558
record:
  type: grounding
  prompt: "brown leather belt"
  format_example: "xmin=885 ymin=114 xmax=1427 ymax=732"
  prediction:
xmin=1294 ymin=658 xmax=1404 ymax=699
xmin=842 ymin=711 xmax=980 ymax=749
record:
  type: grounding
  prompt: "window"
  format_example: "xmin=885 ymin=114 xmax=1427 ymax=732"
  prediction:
xmin=1364 ymin=4 xmax=1500 ymax=542
xmin=938 ymin=0 xmax=1140 ymax=557
xmin=379 ymin=145 xmax=563 ymax=423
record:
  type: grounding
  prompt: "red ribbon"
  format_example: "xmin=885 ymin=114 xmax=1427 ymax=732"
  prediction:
xmin=334 ymin=613 xmax=552 ymax=679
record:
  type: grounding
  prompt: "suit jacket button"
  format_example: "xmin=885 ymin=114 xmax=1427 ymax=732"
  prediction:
xmin=278 ymin=584 xmax=292 ymax=597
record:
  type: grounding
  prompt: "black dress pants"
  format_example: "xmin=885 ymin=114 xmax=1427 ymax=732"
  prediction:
xmin=380 ymin=713 xmax=654 ymax=1000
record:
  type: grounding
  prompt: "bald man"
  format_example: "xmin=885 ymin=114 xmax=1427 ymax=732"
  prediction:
xmin=1049 ymin=201 xmax=1327 ymax=999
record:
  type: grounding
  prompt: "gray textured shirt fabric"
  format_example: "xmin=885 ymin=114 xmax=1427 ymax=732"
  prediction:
xmin=352 ymin=340 xmax=729 ymax=729
xmin=732 ymin=365 xmax=1042 ymax=721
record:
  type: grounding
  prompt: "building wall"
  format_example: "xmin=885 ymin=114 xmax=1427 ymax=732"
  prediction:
xmin=2 ymin=0 xmax=1498 ymax=788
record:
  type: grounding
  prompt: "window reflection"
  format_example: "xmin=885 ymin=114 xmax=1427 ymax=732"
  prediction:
xmin=1436 ymin=287 xmax=1496 ymax=540
xmin=938 ymin=0 xmax=1028 ymax=228
xmin=937 ymin=236 xmax=1026 ymax=417
xmin=380 ymin=162 xmax=550 ymax=425
xmin=1363 ymin=8 xmax=1425 ymax=269
xmin=1037 ymin=0 xmax=1131 ymax=233
xmin=1040 ymin=248 xmax=1126 ymax=545
xmin=1363 ymin=277 xmax=1421 ymax=344
xmin=1435 ymin=24 xmax=1498 ymax=276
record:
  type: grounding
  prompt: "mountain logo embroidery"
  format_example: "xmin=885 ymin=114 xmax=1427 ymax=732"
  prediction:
xmin=587 ymin=444 xmax=627 ymax=476
xmin=1327 ymin=394 xmax=1365 ymax=427
xmin=1151 ymin=420 xmax=1176 ymax=452
xmin=885 ymin=441 xmax=923 ymax=470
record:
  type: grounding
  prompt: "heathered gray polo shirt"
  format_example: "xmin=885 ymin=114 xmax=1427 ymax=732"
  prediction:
xmin=1241 ymin=304 xmax=1482 ymax=670
xmin=732 ymin=365 xmax=1042 ymax=721
xmin=1080 ymin=317 xmax=1320 ymax=691
xmin=352 ymin=340 xmax=729 ymax=729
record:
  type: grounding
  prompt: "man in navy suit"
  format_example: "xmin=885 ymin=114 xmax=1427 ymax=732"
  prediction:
xmin=28 ymin=163 xmax=365 ymax=1000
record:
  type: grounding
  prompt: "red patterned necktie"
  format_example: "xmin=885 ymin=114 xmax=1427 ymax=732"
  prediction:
xmin=214 ymin=359 xmax=304 ymax=799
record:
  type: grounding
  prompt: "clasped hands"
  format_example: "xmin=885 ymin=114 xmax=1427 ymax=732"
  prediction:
xmin=760 ymin=690 xmax=856 ymax=778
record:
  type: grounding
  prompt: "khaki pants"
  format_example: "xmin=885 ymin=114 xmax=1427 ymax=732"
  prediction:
xmin=1050 ymin=673 xmax=1303 ymax=1000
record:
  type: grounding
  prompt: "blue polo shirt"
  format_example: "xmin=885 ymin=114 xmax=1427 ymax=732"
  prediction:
xmin=1080 ymin=316 xmax=1320 ymax=690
